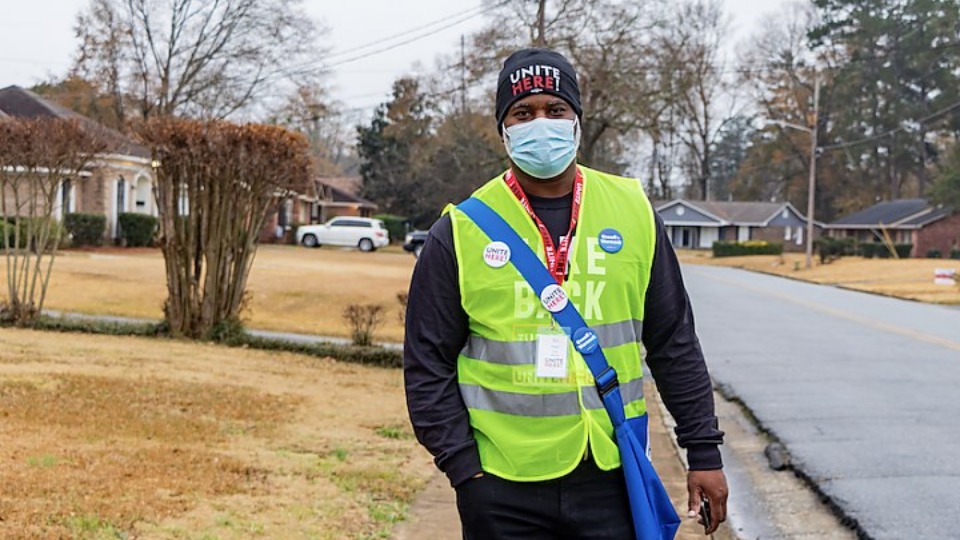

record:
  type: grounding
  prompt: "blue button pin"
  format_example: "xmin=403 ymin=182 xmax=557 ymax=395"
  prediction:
xmin=598 ymin=228 xmax=623 ymax=253
xmin=572 ymin=327 xmax=600 ymax=355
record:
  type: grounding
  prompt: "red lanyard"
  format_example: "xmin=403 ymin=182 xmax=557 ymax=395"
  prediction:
xmin=504 ymin=169 xmax=583 ymax=284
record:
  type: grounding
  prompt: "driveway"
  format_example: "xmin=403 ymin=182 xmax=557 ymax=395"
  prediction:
xmin=683 ymin=265 xmax=960 ymax=540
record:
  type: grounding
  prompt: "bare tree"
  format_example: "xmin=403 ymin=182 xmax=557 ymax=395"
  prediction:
xmin=73 ymin=0 xmax=321 ymax=124
xmin=135 ymin=118 xmax=313 ymax=338
xmin=660 ymin=0 xmax=734 ymax=200
xmin=0 ymin=119 xmax=105 ymax=324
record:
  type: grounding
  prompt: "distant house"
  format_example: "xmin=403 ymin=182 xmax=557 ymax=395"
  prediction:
xmin=655 ymin=199 xmax=813 ymax=250
xmin=826 ymin=199 xmax=959 ymax=257
xmin=0 ymin=85 xmax=157 ymax=242
xmin=258 ymin=176 xmax=379 ymax=244
xmin=315 ymin=176 xmax=378 ymax=221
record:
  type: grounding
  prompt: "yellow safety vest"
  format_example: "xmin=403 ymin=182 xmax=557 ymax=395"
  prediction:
xmin=448 ymin=165 xmax=657 ymax=481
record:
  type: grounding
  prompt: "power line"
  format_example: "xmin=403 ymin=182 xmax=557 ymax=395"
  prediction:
xmin=323 ymin=3 xmax=491 ymax=61
xmin=321 ymin=3 xmax=506 ymax=70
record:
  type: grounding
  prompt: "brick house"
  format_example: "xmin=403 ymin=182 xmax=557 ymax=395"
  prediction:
xmin=258 ymin=177 xmax=379 ymax=243
xmin=0 ymin=85 xmax=157 ymax=242
xmin=826 ymin=199 xmax=959 ymax=257
xmin=656 ymin=199 xmax=815 ymax=251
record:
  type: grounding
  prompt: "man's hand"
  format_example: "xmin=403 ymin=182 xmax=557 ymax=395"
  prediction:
xmin=687 ymin=469 xmax=728 ymax=535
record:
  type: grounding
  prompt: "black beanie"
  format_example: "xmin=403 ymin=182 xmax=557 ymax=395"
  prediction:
xmin=495 ymin=48 xmax=582 ymax=132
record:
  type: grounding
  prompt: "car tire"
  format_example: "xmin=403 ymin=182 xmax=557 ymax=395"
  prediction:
xmin=301 ymin=234 xmax=319 ymax=248
xmin=358 ymin=238 xmax=375 ymax=252
xmin=413 ymin=244 xmax=423 ymax=258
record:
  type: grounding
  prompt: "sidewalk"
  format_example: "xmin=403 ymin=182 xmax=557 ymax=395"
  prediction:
xmin=391 ymin=382 xmax=735 ymax=540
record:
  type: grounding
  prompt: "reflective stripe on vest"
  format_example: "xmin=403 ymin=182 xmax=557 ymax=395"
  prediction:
xmin=462 ymin=319 xmax=643 ymax=366
xmin=460 ymin=377 xmax=645 ymax=417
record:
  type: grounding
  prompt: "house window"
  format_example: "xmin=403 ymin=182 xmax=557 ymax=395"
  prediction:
xmin=784 ymin=226 xmax=792 ymax=241
xmin=116 ymin=177 xmax=126 ymax=214
xmin=61 ymin=179 xmax=73 ymax=216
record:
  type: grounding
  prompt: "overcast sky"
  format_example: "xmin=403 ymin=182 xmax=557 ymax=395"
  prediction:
xmin=0 ymin=0 xmax=794 ymax=116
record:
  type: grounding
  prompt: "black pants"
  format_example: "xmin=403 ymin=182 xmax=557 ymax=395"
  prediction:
xmin=455 ymin=459 xmax=634 ymax=539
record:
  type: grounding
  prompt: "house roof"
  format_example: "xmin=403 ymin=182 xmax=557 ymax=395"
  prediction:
xmin=0 ymin=85 xmax=151 ymax=159
xmin=319 ymin=176 xmax=362 ymax=194
xmin=830 ymin=199 xmax=931 ymax=226
xmin=900 ymin=205 xmax=954 ymax=227
xmin=656 ymin=199 xmax=809 ymax=226
xmin=316 ymin=178 xmax=377 ymax=208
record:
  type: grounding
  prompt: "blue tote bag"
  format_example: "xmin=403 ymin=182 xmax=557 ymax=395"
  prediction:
xmin=458 ymin=197 xmax=681 ymax=540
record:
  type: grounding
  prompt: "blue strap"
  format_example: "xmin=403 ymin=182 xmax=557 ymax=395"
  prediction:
xmin=457 ymin=197 xmax=627 ymax=427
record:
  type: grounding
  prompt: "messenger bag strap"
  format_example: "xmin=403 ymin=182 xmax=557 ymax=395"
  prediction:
xmin=456 ymin=196 xmax=627 ymax=427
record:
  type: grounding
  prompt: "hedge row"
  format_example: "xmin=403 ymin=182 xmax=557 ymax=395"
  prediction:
xmin=712 ymin=240 xmax=783 ymax=257
xmin=815 ymin=237 xmax=857 ymax=263
xmin=860 ymin=243 xmax=912 ymax=259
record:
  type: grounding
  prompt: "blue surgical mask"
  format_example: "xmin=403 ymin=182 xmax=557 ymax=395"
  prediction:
xmin=503 ymin=117 xmax=580 ymax=179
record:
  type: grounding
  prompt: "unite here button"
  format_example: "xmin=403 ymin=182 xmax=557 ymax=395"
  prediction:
xmin=540 ymin=284 xmax=569 ymax=313
xmin=483 ymin=241 xmax=511 ymax=268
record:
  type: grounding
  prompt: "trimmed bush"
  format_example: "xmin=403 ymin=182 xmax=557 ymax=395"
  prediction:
xmin=373 ymin=213 xmax=407 ymax=244
xmin=712 ymin=240 xmax=783 ymax=257
xmin=894 ymin=243 xmax=913 ymax=258
xmin=927 ymin=249 xmax=943 ymax=259
xmin=859 ymin=243 xmax=878 ymax=258
xmin=64 ymin=213 xmax=106 ymax=247
xmin=118 ymin=213 xmax=158 ymax=247
xmin=2 ymin=218 xmax=67 ymax=250
xmin=951 ymin=248 xmax=960 ymax=260
xmin=815 ymin=237 xmax=856 ymax=264
xmin=0 ymin=221 xmax=27 ymax=249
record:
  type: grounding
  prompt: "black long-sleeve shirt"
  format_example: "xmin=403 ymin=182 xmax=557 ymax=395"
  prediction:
xmin=403 ymin=191 xmax=723 ymax=487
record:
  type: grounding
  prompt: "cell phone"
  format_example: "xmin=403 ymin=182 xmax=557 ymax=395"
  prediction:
xmin=700 ymin=496 xmax=712 ymax=533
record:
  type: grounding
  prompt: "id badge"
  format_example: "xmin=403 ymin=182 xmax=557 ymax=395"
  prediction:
xmin=535 ymin=327 xmax=569 ymax=379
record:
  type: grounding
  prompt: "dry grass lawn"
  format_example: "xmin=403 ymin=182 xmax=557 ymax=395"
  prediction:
xmin=0 ymin=327 xmax=431 ymax=539
xmin=677 ymin=249 xmax=960 ymax=304
xmin=19 ymin=245 xmax=415 ymax=343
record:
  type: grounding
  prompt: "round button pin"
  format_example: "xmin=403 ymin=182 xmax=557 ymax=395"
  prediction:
xmin=598 ymin=228 xmax=624 ymax=253
xmin=540 ymin=284 xmax=569 ymax=313
xmin=572 ymin=327 xmax=600 ymax=355
xmin=483 ymin=241 xmax=511 ymax=268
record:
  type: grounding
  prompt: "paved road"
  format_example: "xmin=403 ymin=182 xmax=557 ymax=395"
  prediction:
xmin=683 ymin=265 xmax=960 ymax=540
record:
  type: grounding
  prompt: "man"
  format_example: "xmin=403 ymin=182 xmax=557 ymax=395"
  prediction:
xmin=404 ymin=48 xmax=727 ymax=539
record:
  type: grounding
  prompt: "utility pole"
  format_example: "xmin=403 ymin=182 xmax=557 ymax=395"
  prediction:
xmin=536 ymin=0 xmax=546 ymax=46
xmin=460 ymin=34 xmax=467 ymax=115
xmin=804 ymin=72 xmax=820 ymax=270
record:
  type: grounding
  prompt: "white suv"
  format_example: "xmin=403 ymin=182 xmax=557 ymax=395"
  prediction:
xmin=296 ymin=217 xmax=389 ymax=252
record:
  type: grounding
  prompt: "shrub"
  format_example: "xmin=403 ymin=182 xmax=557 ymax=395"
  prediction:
xmin=118 ymin=213 xmax=158 ymax=247
xmin=815 ymin=237 xmax=855 ymax=264
xmin=859 ymin=243 xmax=878 ymax=258
xmin=894 ymin=243 xmax=913 ymax=258
xmin=64 ymin=213 xmax=106 ymax=247
xmin=343 ymin=303 xmax=385 ymax=346
xmin=951 ymin=248 xmax=960 ymax=260
xmin=927 ymin=249 xmax=942 ymax=259
xmin=2 ymin=218 xmax=67 ymax=250
xmin=0 ymin=221 xmax=27 ymax=249
xmin=373 ymin=214 xmax=407 ymax=244
xmin=712 ymin=240 xmax=783 ymax=257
